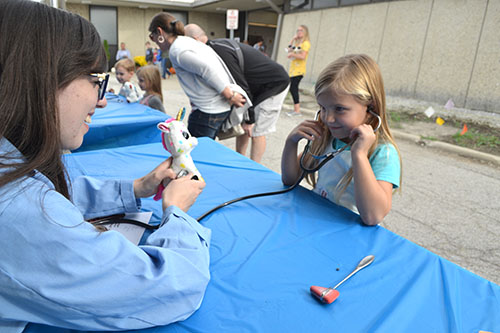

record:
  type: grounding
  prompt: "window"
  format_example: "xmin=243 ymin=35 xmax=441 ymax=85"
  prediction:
xmin=286 ymin=0 xmax=392 ymax=12
xmin=313 ymin=0 xmax=340 ymax=9
xmin=340 ymin=0 xmax=370 ymax=5
xmin=289 ymin=0 xmax=311 ymax=11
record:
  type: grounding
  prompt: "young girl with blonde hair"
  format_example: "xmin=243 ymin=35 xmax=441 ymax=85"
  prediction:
xmin=137 ymin=65 xmax=166 ymax=113
xmin=286 ymin=25 xmax=311 ymax=116
xmin=281 ymin=54 xmax=401 ymax=225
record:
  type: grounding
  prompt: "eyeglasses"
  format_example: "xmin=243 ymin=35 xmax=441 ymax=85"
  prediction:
xmin=89 ymin=73 xmax=109 ymax=100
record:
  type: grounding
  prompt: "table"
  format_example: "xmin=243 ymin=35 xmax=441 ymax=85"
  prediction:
xmin=74 ymin=93 xmax=168 ymax=152
xmin=27 ymin=139 xmax=500 ymax=332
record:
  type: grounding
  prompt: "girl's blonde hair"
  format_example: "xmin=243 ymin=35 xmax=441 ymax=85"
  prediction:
xmin=115 ymin=58 xmax=135 ymax=72
xmin=297 ymin=25 xmax=310 ymax=43
xmin=304 ymin=54 xmax=402 ymax=201
xmin=136 ymin=65 xmax=163 ymax=101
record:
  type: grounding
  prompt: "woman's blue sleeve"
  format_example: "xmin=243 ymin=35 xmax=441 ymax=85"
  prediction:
xmin=70 ymin=176 xmax=140 ymax=220
xmin=0 ymin=176 xmax=211 ymax=331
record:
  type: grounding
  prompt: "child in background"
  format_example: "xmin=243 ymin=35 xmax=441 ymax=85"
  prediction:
xmin=137 ymin=65 xmax=166 ymax=113
xmin=115 ymin=58 xmax=141 ymax=103
xmin=145 ymin=41 xmax=154 ymax=64
xmin=281 ymin=54 xmax=401 ymax=226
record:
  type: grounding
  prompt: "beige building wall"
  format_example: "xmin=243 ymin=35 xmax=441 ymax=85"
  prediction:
xmin=415 ymin=0 xmax=486 ymax=107
xmin=378 ymin=0 xmax=432 ymax=98
xmin=277 ymin=0 xmax=500 ymax=114
xmin=66 ymin=3 xmax=89 ymax=20
xmin=188 ymin=11 xmax=226 ymax=39
xmin=66 ymin=5 xmax=227 ymax=61
xmin=465 ymin=0 xmax=500 ymax=111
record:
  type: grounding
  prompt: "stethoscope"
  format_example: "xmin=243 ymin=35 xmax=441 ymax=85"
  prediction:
xmin=299 ymin=109 xmax=382 ymax=173
xmin=90 ymin=109 xmax=382 ymax=228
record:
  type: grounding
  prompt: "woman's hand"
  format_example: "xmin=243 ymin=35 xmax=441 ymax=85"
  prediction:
xmin=162 ymin=174 xmax=206 ymax=212
xmin=133 ymin=158 xmax=176 ymax=198
xmin=350 ymin=124 xmax=376 ymax=157
xmin=286 ymin=120 xmax=323 ymax=144
xmin=230 ymin=92 xmax=246 ymax=108
xmin=222 ymin=86 xmax=246 ymax=108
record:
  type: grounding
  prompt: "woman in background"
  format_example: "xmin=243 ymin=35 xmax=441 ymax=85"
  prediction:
xmin=286 ymin=25 xmax=311 ymax=116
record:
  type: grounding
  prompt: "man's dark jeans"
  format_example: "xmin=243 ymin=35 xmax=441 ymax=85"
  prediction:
xmin=188 ymin=109 xmax=231 ymax=139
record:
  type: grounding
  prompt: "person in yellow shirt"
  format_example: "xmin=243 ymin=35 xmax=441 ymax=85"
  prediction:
xmin=287 ymin=25 xmax=311 ymax=116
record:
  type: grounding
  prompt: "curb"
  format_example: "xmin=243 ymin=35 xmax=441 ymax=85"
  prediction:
xmin=283 ymin=104 xmax=500 ymax=167
xmin=392 ymin=130 xmax=500 ymax=167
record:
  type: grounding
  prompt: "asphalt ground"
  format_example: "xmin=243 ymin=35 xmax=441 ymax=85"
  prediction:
xmin=107 ymin=73 xmax=500 ymax=285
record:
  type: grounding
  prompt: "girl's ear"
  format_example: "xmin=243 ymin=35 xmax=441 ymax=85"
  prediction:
xmin=367 ymin=106 xmax=382 ymax=132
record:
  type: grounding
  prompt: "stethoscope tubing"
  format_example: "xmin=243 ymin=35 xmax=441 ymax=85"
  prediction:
xmin=95 ymin=109 xmax=382 ymax=226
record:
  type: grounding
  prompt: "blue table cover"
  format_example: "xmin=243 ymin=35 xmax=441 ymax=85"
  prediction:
xmin=73 ymin=93 xmax=168 ymax=152
xmin=27 ymin=139 xmax=500 ymax=332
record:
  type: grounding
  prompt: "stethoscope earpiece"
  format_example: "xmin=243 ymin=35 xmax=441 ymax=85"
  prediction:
xmin=367 ymin=108 xmax=382 ymax=132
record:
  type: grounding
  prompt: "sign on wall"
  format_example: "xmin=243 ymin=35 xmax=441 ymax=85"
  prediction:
xmin=226 ymin=9 xmax=239 ymax=30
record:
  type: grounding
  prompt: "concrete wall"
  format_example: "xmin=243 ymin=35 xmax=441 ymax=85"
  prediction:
xmin=188 ymin=11 xmax=226 ymax=39
xmin=66 ymin=3 xmax=89 ymax=20
xmin=118 ymin=7 xmax=147 ymax=59
xmin=276 ymin=0 xmax=500 ymax=114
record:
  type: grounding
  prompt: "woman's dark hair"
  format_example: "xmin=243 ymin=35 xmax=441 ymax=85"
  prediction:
xmin=149 ymin=12 xmax=185 ymax=37
xmin=0 ymin=0 xmax=107 ymax=198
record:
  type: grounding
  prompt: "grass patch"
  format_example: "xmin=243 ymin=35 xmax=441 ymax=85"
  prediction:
xmin=452 ymin=129 xmax=500 ymax=149
xmin=388 ymin=110 xmax=435 ymax=124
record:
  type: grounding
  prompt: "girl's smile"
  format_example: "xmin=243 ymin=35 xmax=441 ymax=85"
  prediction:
xmin=57 ymin=76 xmax=107 ymax=150
xmin=317 ymin=90 xmax=369 ymax=141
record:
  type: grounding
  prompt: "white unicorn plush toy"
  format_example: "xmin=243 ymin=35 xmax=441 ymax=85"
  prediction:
xmin=154 ymin=109 xmax=203 ymax=201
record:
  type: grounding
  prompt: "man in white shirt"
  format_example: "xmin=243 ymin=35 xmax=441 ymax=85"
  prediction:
xmin=116 ymin=42 xmax=131 ymax=60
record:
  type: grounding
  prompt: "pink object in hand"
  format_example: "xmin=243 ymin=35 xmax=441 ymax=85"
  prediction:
xmin=153 ymin=183 xmax=165 ymax=201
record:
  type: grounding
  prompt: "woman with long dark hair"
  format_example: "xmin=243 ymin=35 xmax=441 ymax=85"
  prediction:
xmin=0 ymin=1 xmax=209 ymax=331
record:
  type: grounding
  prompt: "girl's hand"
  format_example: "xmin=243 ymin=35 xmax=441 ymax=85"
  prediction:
xmin=133 ymin=158 xmax=176 ymax=198
xmin=162 ymin=174 xmax=206 ymax=212
xmin=350 ymin=124 xmax=376 ymax=157
xmin=287 ymin=120 xmax=323 ymax=144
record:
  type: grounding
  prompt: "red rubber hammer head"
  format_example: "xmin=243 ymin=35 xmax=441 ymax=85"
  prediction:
xmin=310 ymin=286 xmax=340 ymax=304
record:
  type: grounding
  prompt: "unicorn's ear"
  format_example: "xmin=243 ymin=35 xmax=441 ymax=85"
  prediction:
xmin=158 ymin=123 xmax=170 ymax=132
